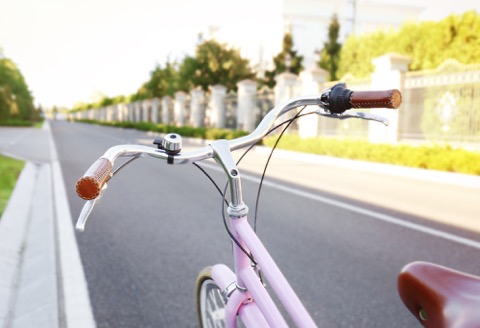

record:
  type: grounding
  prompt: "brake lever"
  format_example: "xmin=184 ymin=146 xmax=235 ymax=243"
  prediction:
xmin=76 ymin=183 xmax=107 ymax=232
xmin=315 ymin=108 xmax=390 ymax=126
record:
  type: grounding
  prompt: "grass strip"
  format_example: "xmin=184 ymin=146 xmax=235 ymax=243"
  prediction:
xmin=0 ymin=155 xmax=25 ymax=217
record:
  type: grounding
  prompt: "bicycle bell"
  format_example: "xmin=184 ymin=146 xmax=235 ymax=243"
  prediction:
xmin=161 ymin=133 xmax=182 ymax=154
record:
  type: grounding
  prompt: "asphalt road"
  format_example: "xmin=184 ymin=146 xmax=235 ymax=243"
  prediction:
xmin=51 ymin=120 xmax=480 ymax=327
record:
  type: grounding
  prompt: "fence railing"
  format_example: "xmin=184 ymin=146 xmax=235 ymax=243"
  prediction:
xmin=400 ymin=60 xmax=480 ymax=144
xmin=68 ymin=54 xmax=480 ymax=147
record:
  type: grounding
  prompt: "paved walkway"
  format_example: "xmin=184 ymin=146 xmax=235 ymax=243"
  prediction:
xmin=0 ymin=122 xmax=95 ymax=328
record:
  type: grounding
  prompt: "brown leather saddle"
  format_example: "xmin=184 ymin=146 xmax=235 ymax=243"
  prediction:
xmin=398 ymin=261 xmax=480 ymax=327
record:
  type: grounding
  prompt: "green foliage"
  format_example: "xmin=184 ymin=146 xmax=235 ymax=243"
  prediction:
xmin=0 ymin=119 xmax=36 ymax=127
xmin=337 ymin=11 xmax=480 ymax=78
xmin=0 ymin=155 xmax=25 ymax=217
xmin=74 ymin=119 xmax=249 ymax=140
xmin=71 ymin=94 xmax=131 ymax=112
xmin=127 ymin=39 xmax=255 ymax=102
xmin=263 ymin=135 xmax=480 ymax=175
xmin=134 ymin=60 xmax=179 ymax=100
xmin=179 ymin=40 xmax=255 ymax=92
xmin=0 ymin=57 xmax=37 ymax=123
xmin=262 ymin=32 xmax=304 ymax=88
xmin=176 ymin=56 xmax=198 ymax=92
xmin=318 ymin=14 xmax=342 ymax=81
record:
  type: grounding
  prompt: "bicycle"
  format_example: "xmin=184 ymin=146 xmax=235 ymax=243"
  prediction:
xmin=75 ymin=83 xmax=402 ymax=327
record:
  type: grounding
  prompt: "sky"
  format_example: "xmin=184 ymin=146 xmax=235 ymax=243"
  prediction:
xmin=0 ymin=0 xmax=478 ymax=109
xmin=0 ymin=0 xmax=281 ymax=108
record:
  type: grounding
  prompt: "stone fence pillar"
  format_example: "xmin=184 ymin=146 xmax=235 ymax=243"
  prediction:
xmin=117 ymin=103 xmax=127 ymax=122
xmin=151 ymin=98 xmax=160 ymax=124
xmin=134 ymin=101 xmax=142 ymax=122
xmin=142 ymin=100 xmax=151 ymax=122
xmin=98 ymin=107 xmax=105 ymax=121
xmin=237 ymin=80 xmax=258 ymax=132
xmin=369 ymin=53 xmax=411 ymax=143
xmin=190 ymin=88 xmax=205 ymax=128
xmin=106 ymin=105 xmax=114 ymax=122
xmin=274 ymin=72 xmax=299 ymax=134
xmin=210 ymin=85 xmax=227 ymax=128
xmin=161 ymin=96 xmax=172 ymax=124
xmin=298 ymin=68 xmax=328 ymax=138
xmin=274 ymin=72 xmax=299 ymax=107
xmin=127 ymin=103 xmax=134 ymax=122
xmin=174 ymin=91 xmax=187 ymax=126
xmin=113 ymin=104 xmax=120 ymax=122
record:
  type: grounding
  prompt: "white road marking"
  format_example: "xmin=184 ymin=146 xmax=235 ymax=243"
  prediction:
xmin=199 ymin=162 xmax=480 ymax=250
xmin=47 ymin=121 xmax=96 ymax=328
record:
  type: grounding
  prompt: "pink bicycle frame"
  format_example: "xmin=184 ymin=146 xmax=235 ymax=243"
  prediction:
xmin=210 ymin=214 xmax=317 ymax=327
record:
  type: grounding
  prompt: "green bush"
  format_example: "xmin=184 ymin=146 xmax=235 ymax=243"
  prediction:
xmin=264 ymin=135 xmax=480 ymax=175
xmin=74 ymin=119 xmax=480 ymax=175
xmin=0 ymin=119 xmax=35 ymax=127
xmin=338 ymin=11 xmax=480 ymax=78
xmin=74 ymin=119 xmax=247 ymax=140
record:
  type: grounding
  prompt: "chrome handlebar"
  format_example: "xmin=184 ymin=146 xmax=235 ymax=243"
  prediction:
xmin=76 ymin=87 xmax=396 ymax=231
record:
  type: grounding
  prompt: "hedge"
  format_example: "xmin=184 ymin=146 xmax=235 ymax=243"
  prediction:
xmin=74 ymin=119 xmax=480 ymax=176
xmin=74 ymin=119 xmax=248 ymax=140
xmin=264 ymin=135 xmax=480 ymax=176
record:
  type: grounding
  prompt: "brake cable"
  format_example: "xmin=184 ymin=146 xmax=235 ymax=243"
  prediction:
xmin=193 ymin=107 xmax=312 ymax=265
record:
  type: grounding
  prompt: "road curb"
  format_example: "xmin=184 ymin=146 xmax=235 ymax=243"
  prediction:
xmin=9 ymin=163 xmax=59 ymax=327
xmin=0 ymin=121 xmax=96 ymax=328
xmin=0 ymin=162 xmax=40 ymax=327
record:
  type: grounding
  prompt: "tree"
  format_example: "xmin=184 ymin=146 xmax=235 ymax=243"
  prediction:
xmin=134 ymin=60 xmax=179 ymax=100
xmin=337 ymin=10 xmax=480 ymax=78
xmin=262 ymin=32 xmax=304 ymax=88
xmin=318 ymin=14 xmax=342 ymax=81
xmin=178 ymin=39 xmax=255 ymax=92
xmin=0 ymin=56 xmax=35 ymax=122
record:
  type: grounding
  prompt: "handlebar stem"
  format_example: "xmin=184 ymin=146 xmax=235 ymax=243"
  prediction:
xmin=210 ymin=140 xmax=247 ymax=213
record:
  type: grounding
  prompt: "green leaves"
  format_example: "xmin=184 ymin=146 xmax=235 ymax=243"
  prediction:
xmin=264 ymin=135 xmax=480 ymax=175
xmin=318 ymin=14 xmax=342 ymax=81
xmin=183 ymin=39 xmax=254 ymax=91
xmin=74 ymin=119 xmax=249 ymax=140
xmin=262 ymin=32 xmax=304 ymax=88
xmin=0 ymin=57 xmax=36 ymax=122
xmin=133 ymin=39 xmax=254 ymax=98
xmin=0 ymin=155 xmax=25 ymax=217
xmin=338 ymin=11 xmax=480 ymax=78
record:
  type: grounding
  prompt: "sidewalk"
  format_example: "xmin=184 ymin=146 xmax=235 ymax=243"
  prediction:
xmin=0 ymin=122 xmax=95 ymax=328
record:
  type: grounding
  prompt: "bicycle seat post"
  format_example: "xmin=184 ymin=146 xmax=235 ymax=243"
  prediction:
xmin=210 ymin=140 xmax=248 ymax=216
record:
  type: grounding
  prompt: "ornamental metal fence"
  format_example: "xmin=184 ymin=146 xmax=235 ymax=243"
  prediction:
xmin=400 ymin=60 xmax=480 ymax=144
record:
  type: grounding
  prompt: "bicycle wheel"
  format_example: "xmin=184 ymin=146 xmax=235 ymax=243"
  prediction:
xmin=196 ymin=266 xmax=227 ymax=328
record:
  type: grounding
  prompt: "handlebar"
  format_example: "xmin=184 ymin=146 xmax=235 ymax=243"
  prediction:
xmin=75 ymin=83 xmax=402 ymax=200
xmin=76 ymin=158 xmax=113 ymax=200
xmin=350 ymin=89 xmax=402 ymax=110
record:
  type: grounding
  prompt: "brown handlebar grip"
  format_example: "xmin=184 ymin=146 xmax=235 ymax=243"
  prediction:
xmin=76 ymin=158 xmax=113 ymax=200
xmin=350 ymin=89 xmax=402 ymax=109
